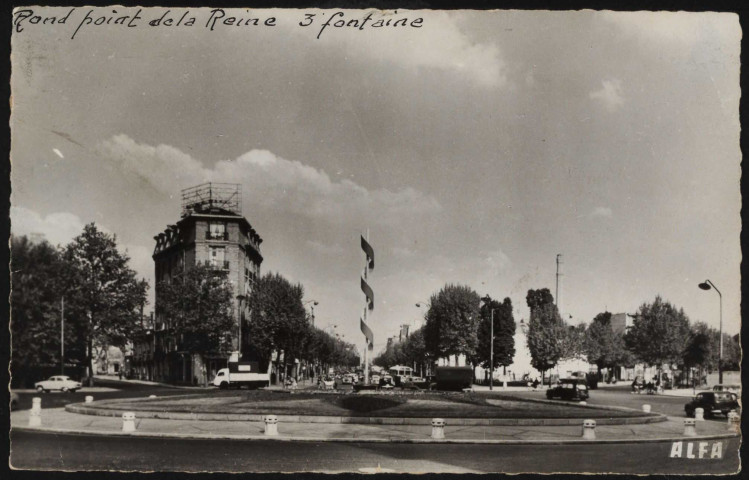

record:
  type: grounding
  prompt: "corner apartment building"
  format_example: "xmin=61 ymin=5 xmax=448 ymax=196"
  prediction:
xmin=149 ymin=183 xmax=263 ymax=385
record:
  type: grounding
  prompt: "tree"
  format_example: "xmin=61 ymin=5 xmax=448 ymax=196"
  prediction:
xmin=10 ymin=236 xmax=70 ymax=382
xmin=525 ymin=288 xmax=566 ymax=385
xmin=246 ymin=272 xmax=308 ymax=383
xmin=722 ymin=333 xmax=741 ymax=371
xmin=63 ymin=224 xmax=148 ymax=385
xmin=474 ymin=296 xmax=516 ymax=375
xmin=156 ymin=264 xmax=235 ymax=384
xmin=583 ymin=312 xmax=628 ymax=378
xmin=624 ymin=296 xmax=691 ymax=379
xmin=424 ymin=284 xmax=481 ymax=364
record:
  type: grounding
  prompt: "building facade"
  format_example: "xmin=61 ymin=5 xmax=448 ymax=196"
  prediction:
xmin=149 ymin=183 xmax=263 ymax=385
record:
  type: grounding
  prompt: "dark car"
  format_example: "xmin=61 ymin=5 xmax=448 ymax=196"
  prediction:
xmin=685 ymin=391 xmax=739 ymax=418
xmin=546 ymin=378 xmax=589 ymax=401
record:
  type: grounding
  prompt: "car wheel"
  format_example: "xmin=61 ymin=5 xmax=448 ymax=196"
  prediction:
xmin=36 ymin=386 xmax=44 ymax=393
xmin=219 ymin=382 xmax=229 ymax=390
xmin=61 ymin=387 xmax=69 ymax=393
xmin=70 ymin=389 xmax=77 ymax=393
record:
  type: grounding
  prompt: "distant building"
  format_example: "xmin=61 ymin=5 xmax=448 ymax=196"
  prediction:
xmin=609 ymin=313 xmax=634 ymax=335
xmin=147 ymin=183 xmax=263 ymax=385
xmin=399 ymin=325 xmax=410 ymax=342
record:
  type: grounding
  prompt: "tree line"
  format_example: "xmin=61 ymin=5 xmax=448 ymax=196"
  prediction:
xmin=11 ymin=225 xmax=359 ymax=387
xmin=372 ymin=284 xmax=738 ymax=387
xmin=11 ymin=226 xmax=148 ymax=386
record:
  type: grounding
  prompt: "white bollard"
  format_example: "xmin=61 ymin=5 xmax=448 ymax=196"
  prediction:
xmin=579 ymin=401 xmax=587 ymax=406
xmin=582 ymin=419 xmax=596 ymax=440
xmin=683 ymin=418 xmax=696 ymax=437
xmin=264 ymin=415 xmax=278 ymax=436
xmin=642 ymin=404 xmax=651 ymax=413
xmin=431 ymin=418 xmax=446 ymax=439
xmin=28 ymin=397 xmax=42 ymax=427
xmin=694 ymin=408 xmax=704 ymax=421
xmin=122 ymin=412 xmax=136 ymax=432
xmin=503 ymin=381 xmax=508 ymax=388
xmin=727 ymin=411 xmax=740 ymax=433
xmin=85 ymin=395 xmax=94 ymax=404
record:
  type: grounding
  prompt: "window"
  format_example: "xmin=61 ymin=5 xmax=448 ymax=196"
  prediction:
xmin=208 ymin=222 xmax=226 ymax=240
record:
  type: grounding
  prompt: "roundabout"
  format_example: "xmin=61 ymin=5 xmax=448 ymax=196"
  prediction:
xmin=64 ymin=389 xmax=666 ymax=426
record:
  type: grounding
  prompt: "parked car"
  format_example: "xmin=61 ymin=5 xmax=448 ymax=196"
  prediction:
xmin=713 ymin=384 xmax=741 ymax=394
xmin=546 ymin=378 xmax=589 ymax=401
xmin=34 ymin=375 xmax=82 ymax=393
xmin=685 ymin=391 xmax=739 ymax=418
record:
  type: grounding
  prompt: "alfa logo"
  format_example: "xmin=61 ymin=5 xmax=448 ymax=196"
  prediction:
xmin=669 ymin=441 xmax=723 ymax=459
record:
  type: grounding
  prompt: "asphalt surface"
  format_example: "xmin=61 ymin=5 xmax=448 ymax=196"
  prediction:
xmin=12 ymin=378 xmax=202 ymax=411
xmin=9 ymin=381 xmax=741 ymax=474
xmin=9 ymin=430 xmax=740 ymax=473
xmin=508 ymin=387 xmax=696 ymax=418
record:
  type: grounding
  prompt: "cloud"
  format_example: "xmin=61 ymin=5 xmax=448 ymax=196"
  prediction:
xmin=591 ymin=206 xmax=613 ymax=218
xmin=99 ymin=134 xmax=442 ymax=227
xmin=483 ymin=249 xmax=512 ymax=275
xmin=590 ymin=80 xmax=624 ymax=111
xmin=302 ymin=10 xmax=506 ymax=88
xmin=11 ymin=206 xmax=87 ymax=247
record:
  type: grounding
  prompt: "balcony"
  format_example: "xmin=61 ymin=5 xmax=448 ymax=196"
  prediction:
xmin=204 ymin=260 xmax=230 ymax=270
xmin=206 ymin=231 xmax=228 ymax=241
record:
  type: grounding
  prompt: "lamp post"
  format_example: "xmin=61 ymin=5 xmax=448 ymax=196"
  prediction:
xmin=480 ymin=296 xmax=496 ymax=391
xmin=304 ymin=300 xmax=319 ymax=326
xmin=61 ymin=296 xmax=65 ymax=375
xmin=698 ymin=280 xmax=723 ymax=384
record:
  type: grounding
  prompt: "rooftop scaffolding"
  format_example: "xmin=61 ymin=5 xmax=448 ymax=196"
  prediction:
xmin=181 ymin=183 xmax=241 ymax=217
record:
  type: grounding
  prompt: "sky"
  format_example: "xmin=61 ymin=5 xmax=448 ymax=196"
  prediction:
xmin=10 ymin=8 xmax=741 ymax=354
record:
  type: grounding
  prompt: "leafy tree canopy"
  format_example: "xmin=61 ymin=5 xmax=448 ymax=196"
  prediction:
xmin=424 ymin=284 xmax=481 ymax=360
xmin=624 ymin=296 xmax=691 ymax=367
xmin=156 ymin=263 xmax=235 ymax=356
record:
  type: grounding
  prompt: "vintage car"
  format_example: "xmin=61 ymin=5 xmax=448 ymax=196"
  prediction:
xmin=546 ymin=378 xmax=589 ymax=401
xmin=34 ymin=375 xmax=82 ymax=393
xmin=712 ymin=384 xmax=741 ymax=394
xmin=685 ymin=391 xmax=739 ymax=418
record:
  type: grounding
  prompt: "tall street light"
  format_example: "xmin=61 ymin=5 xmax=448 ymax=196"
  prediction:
xmin=480 ymin=296 xmax=496 ymax=391
xmin=304 ymin=300 xmax=319 ymax=326
xmin=698 ymin=280 xmax=723 ymax=384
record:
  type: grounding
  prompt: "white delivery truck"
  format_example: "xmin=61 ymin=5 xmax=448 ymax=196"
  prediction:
xmin=213 ymin=360 xmax=270 ymax=389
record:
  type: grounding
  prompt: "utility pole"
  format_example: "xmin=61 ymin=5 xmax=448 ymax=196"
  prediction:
xmin=490 ymin=307 xmax=494 ymax=391
xmin=61 ymin=296 xmax=65 ymax=375
xmin=556 ymin=254 xmax=563 ymax=315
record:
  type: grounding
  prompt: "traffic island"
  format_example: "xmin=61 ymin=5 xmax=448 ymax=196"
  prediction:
xmin=64 ymin=390 xmax=666 ymax=426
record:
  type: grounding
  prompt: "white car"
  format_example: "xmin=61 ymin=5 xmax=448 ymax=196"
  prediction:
xmin=35 ymin=375 xmax=82 ymax=393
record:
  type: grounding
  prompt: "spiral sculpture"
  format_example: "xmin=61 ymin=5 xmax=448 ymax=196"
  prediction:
xmin=360 ymin=234 xmax=375 ymax=376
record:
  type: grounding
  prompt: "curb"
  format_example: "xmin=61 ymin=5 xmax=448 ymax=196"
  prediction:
xmin=65 ymin=402 xmax=667 ymax=426
xmin=12 ymin=424 xmax=740 ymax=445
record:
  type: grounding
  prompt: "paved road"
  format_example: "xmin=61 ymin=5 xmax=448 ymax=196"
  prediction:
xmin=9 ymin=430 xmax=740 ymax=474
xmin=506 ymin=387 xmax=695 ymax=418
xmin=12 ymin=378 xmax=204 ymax=411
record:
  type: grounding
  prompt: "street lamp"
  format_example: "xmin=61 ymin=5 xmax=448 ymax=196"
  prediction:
xmin=698 ymin=280 xmax=723 ymax=384
xmin=480 ymin=296 xmax=496 ymax=391
xmin=304 ymin=300 xmax=319 ymax=326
